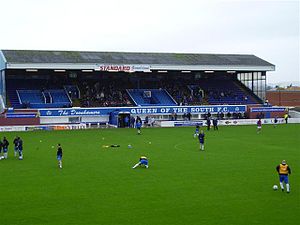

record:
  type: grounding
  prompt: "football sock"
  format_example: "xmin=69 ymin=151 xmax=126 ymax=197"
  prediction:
xmin=286 ymin=184 xmax=290 ymax=192
xmin=4 ymin=153 xmax=7 ymax=159
xmin=280 ymin=182 xmax=284 ymax=190
xmin=132 ymin=163 xmax=139 ymax=169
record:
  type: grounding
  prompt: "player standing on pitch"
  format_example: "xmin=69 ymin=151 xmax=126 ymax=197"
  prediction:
xmin=198 ymin=130 xmax=205 ymax=151
xmin=257 ymin=119 xmax=262 ymax=134
xmin=17 ymin=137 xmax=23 ymax=160
xmin=57 ymin=144 xmax=63 ymax=169
xmin=13 ymin=136 xmax=19 ymax=157
xmin=273 ymin=116 xmax=278 ymax=128
xmin=194 ymin=125 xmax=200 ymax=138
xmin=136 ymin=119 xmax=142 ymax=135
xmin=276 ymin=160 xmax=291 ymax=193
xmin=2 ymin=137 xmax=9 ymax=159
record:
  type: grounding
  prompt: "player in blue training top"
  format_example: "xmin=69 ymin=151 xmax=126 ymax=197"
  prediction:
xmin=198 ymin=130 xmax=205 ymax=151
xmin=132 ymin=156 xmax=148 ymax=169
xmin=57 ymin=144 xmax=63 ymax=169
xmin=136 ymin=120 xmax=142 ymax=135
xmin=194 ymin=125 xmax=200 ymax=138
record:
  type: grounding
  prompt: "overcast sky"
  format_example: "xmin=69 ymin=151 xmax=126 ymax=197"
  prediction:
xmin=0 ymin=0 xmax=299 ymax=84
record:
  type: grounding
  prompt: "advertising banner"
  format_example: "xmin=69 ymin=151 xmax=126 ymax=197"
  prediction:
xmin=39 ymin=105 xmax=247 ymax=117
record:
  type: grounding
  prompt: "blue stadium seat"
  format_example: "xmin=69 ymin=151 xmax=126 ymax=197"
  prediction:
xmin=127 ymin=89 xmax=177 ymax=106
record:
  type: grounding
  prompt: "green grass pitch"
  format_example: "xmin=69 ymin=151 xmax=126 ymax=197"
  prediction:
xmin=0 ymin=124 xmax=299 ymax=225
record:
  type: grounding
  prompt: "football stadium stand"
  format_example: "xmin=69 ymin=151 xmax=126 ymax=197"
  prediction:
xmin=0 ymin=50 xmax=275 ymax=109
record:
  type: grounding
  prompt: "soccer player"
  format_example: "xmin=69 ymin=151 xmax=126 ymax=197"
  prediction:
xmin=57 ymin=144 xmax=63 ymax=169
xmin=136 ymin=120 xmax=142 ymax=135
xmin=207 ymin=118 xmax=211 ymax=131
xmin=17 ymin=137 xmax=23 ymax=160
xmin=198 ymin=130 xmax=205 ymax=151
xmin=213 ymin=118 xmax=218 ymax=130
xmin=2 ymin=137 xmax=9 ymax=159
xmin=194 ymin=125 xmax=200 ymax=138
xmin=132 ymin=156 xmax=148 ymax=169
xmin=257 ymin=119 xmax=262 ymax=134
xmin=13 ymin=136 xmax=19 ymax=157
xmin=284 ymin=113 xmax=289 ymax=124
xmin=276 ymin=160 xmax=291 ymax=193
xmin=273 ymin=116 xmax=278 ymax=128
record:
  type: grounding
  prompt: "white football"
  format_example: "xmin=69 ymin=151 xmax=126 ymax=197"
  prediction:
xmin=273 ymin=185 xmax=278 ymax=190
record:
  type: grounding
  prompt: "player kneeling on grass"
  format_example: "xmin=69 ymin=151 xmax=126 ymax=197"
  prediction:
xmin=57 ymin=144 xmax=63 ymax=169
xmin=198 ymin=130 xmax=205 ymax=151
xmin=132 ymin=156 xmax=148 ymax=169
xmin=276 ymin=160 xmax=291 ymax=193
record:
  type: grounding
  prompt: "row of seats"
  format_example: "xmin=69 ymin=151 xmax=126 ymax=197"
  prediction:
xmin=127 ymin=89 xmax=177 ymax=106
xmin=17 ymin=89 xmax=71 ymax=108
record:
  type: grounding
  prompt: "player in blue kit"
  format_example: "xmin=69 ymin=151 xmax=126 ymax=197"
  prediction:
xmin=2 ymin=137 xmax=9 ymax=159
xmin=57 ymin=144 xmax=63 ymax=169
xmin=194 ymin=125 xmax=200 ymax=138
xmin=198 ymin=130 xmax=205 ymax=151
xmin=13 ymin=136 xmax=19 ymax=157
xmin=136 ymin=120 xmax=142 ymax=135
xmin=17 ymin=137 xmax=23 ymax=160
xmin=132 ymin=156 xmax=148 ymax=169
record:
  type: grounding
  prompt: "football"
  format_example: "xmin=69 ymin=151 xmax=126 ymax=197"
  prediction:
xmin=273 ymin=185 xmax=278 ymax=190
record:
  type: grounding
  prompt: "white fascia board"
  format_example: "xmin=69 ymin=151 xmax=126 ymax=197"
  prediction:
xmin=150 ymin=64 xmax=275 ymax=71
xmin=6 ymin=63 xmax=275 ymax=72
xmin=6 ymin=63 xmax=96 ymax=70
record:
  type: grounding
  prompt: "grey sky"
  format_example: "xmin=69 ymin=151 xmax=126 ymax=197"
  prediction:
xmin=0 ymin=0 xmax=299 ymax=84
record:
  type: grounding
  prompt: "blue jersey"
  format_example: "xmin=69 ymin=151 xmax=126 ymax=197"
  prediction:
xmin=198 ymin=133 xmax=205 ymax=143
xmin=18 ymin=139 xmax=23 ymax=151
xmin=195 ymin=128 xmax=199 ymax=133
xmin=136 ymin=122 xmax=142 ymax=129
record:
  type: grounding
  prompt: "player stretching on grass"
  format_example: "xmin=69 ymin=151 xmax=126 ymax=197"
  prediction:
xmin=132 ymin=156 xmax=148 ymax=169
xmin=57 ymin=144 xmax=63 ymax=169
xmin=198 ymin=130 xmax=205 ymax=151
xmin=257 ymin=119 xmax=262 ymax=134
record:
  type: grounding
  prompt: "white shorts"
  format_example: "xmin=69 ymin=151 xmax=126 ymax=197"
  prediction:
xmin=257 ymin=126 xmax=262 ymax=129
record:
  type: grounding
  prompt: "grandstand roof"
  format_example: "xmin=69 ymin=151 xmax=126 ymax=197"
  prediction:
xmin=0 ymin=50 xmax=275 ymax=71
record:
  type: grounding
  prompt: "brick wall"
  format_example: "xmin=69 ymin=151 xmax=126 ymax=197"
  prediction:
xmin=266 ymin=91 xmax=300 ymax=106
